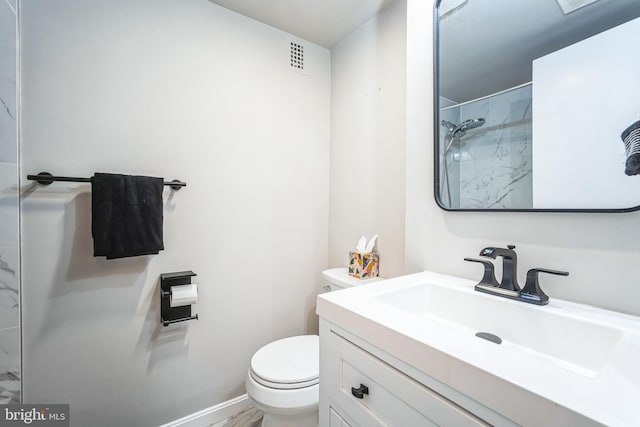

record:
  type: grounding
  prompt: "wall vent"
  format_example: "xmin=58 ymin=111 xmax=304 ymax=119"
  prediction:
xmin=555 ymin=0 xmax=600 ymax=15
xmin=290 ymin=42 xmax=304 ymax=71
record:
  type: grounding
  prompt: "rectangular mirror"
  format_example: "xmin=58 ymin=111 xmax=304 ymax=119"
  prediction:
xmin=435 ymin=0 xmax=640 ymax=211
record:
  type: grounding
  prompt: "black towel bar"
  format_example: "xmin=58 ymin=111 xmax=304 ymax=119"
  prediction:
xmin=161 ymin=314 xmax=198 ymax=326
xmin=27 ymin=172 xmax=186 ymax=190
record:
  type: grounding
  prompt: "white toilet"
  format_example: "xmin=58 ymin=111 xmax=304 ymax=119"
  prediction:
xmin=245 ymin=268 xmax=382 ymax=427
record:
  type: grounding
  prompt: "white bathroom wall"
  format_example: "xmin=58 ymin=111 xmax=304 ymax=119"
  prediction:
xmin=406 ymin=0 xmax=640 ymax=316
xmin=532 ymin=17 xmax=640 ymax=209
xmin=20 ymin=1 xmax=330 ymax=426
xmin=0 ymin=0 xmax=20 ymax=405
xmin=329 ymin=0 xmax=407 ymax=278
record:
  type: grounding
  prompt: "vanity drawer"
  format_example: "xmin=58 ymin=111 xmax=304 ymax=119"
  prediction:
xmin=330 ymin=407 xmax=351 ymax=427
xmin=331 ymin=334 xmax=488 ymax=427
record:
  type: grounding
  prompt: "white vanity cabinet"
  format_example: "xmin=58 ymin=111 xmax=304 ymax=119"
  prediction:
xmin=317 ymin=271 xmax=621 ymax=426
xmin=319 ymin=320 xmax=508 ymax=427
xmin=329 ymin=408 xmax=351 ymax=427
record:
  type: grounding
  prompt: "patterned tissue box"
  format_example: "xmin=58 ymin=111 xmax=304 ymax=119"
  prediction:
xmin=348 ymin=251 xmax=379 ymax=279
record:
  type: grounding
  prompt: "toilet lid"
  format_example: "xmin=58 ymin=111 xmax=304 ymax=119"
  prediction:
xmin=250 ymin=335 xmax=319 ymax=390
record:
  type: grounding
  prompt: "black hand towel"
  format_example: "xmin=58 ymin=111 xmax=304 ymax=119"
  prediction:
xmin=91 ymin=173 xmax=164 ymax=259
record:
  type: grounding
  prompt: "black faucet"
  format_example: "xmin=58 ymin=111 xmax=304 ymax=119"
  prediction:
xmin=479 ymin=245 xmax=520 ymax=291
xmin=466 ymin=245 xmax=570 ymax=306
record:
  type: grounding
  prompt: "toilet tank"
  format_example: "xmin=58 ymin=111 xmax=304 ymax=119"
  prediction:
xmin=321 ymin=268 xmax=383 ymax=293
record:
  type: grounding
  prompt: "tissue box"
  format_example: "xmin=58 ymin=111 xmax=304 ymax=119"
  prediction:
xmin=348 ymin=252 xmax=379 ymax=279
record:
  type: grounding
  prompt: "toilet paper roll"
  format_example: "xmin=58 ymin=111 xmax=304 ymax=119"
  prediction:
xmin=170 ymin=284 xmax=198 ymax=307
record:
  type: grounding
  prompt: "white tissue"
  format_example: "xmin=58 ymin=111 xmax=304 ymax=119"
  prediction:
xmin=365 ymin=235 xmax=378 ymax=253
xmin=355 ymin=235 xmax=378 ymax=253
xmin=170 ymin=284 xmax=198 ymax=307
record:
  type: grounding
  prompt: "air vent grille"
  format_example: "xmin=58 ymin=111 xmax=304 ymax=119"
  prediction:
xmin=290 ymin=42 xmax=304 ymax=70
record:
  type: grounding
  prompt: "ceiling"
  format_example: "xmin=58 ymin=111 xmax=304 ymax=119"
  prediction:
xmin=208 ymin=0 xmax=398 ymax=48
xmin=439 ymin=0 xmax=640 ymax=103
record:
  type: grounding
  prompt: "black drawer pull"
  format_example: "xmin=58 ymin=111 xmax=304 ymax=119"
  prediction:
xmin=351 ymin=384 xmax=369 ymax=399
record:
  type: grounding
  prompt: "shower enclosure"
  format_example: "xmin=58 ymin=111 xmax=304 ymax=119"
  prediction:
xmin=0 ymin=0 xmax=20 ymax=404
xmin=438 ymin=84 xmax=533 ymax=209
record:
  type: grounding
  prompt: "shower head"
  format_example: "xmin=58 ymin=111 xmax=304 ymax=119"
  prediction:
xmin=441 ymin=120 xmax=457 ymax=133
xmin=453 ymin=118 xmax=485 ymax=136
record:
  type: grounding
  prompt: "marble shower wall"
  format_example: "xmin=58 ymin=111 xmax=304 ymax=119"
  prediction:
xmin=0 ymin=0 xmax=20 ymax=404
xmin=443 ymin=85 xmax=532 ymax=209
xmin=438 ymin=97 xmax=460 ymax=207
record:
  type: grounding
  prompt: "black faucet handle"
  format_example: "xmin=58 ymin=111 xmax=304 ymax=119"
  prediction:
xmin=464 ymin=257 xmax=499 ymax=287
xmin=529 ymin=268 xmax=569 ymax=277
xmin=520 ymin=268 xmax=570 ymax=305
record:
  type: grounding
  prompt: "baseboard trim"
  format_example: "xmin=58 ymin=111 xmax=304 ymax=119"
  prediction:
xmin=159 ymin=394 xmax=251 ymax=427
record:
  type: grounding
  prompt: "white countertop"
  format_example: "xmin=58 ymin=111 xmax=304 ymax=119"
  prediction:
xmin=317 ymin=270 xmax=640 ymax=427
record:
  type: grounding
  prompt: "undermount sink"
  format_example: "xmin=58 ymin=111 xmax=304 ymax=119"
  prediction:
xmin=375 ymin=279 xmax=622 ymax=377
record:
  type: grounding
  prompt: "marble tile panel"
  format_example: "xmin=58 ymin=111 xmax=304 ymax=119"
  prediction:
xmin=439 ymin=99 xmax=461 ymax=207
xmin=0 ymin=163 xmax=18 ymax=246
xmin=221 ymin=408 xmax=262 ymax=427
xmin=0 ymin=0 xmax=17 ymax=164
xmin=456 ymin=85 xmax=533 ymax=209
xmin=0 ymin=326 xmax=20 ymax=404
xmin=0 ymin=245 xmax=18 ymax=329
xmin=6 ymin=1 xmax=17 ymax=14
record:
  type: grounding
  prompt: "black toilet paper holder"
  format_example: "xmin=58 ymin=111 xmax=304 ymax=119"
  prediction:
xmin=160 ymin=271 xmax=198 ymax=326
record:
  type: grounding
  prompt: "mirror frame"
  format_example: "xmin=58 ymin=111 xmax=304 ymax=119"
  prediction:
xmin=432 ymin=0 xmax=640 ymax=213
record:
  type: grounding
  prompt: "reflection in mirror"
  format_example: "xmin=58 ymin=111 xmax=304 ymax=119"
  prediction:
xmin=435 ymin=0 xmax=640 ymax=211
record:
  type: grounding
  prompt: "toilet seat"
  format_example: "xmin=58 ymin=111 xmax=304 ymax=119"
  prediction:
xmin=249 ymin=335 xmax=319 ymax=390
